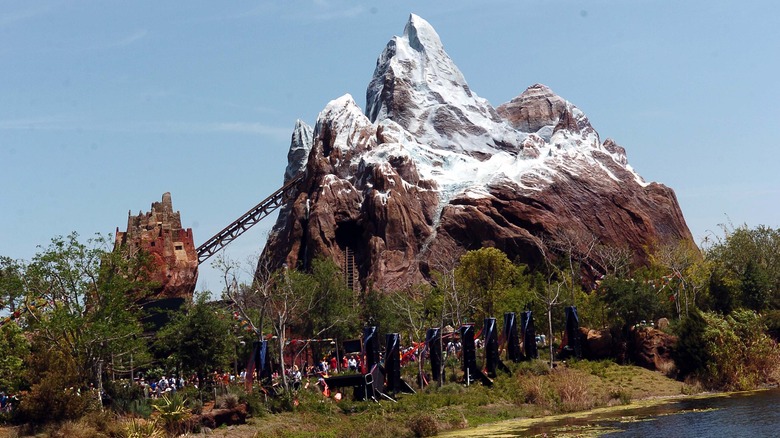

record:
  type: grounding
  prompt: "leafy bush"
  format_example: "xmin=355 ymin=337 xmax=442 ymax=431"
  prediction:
xmin=104 ymin=380 xmax=145 ymax=414
xmin=17 ymin=379 xmax=98 ymax=424
xmin=672 ymin=309 xmax=709 ymax=378
xmin=407 ymin=413 xmax=438 ymax=437
xmin=702 ymin=310 xmax=780 ymax=389
xmin=676 ymin=310 xmax=780 ymax=390
xmin=237 ymin=389 xmax=264 ymax=417
xmin=762 ymin=310 xmax=780 ymax=340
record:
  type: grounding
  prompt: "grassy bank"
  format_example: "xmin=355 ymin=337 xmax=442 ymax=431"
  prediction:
xmin=215 ymin=360 xmax=693 ymax=438
xmin=0 ymin=360 xmax=699 ymax=438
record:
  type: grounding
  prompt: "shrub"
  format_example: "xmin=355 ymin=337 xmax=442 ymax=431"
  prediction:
xmin=672 ymin=309 xmax=709 ymax=378
xmin=407 ymin=413 xmax=438 ymax=437
xmin=265 ymin=391 xmax=296 ymax=414
xmin=238 ymin=390 xmax=264 ymax=417
xmin=120 ymin=418 xmax=165 ymax=438
xmin=517 ymin=375 xmax=554 ymax=408
xmin=151 ymin=393 xmax=191 ymax=436
xmin=762 ymin=309 xmax=780 ymax=341
xmin=104 ymin=380 xmax=146 ymax=415
xmin=551 ymin=368 xmax=593 ymax=412
xmin=676 ymin=310 xmax=780 ymax=390
xmin=515 ymin=359 xmax=552 ymax=377
xmin=49 ymin=420 xmax=101 ymax=438
xmin=215 ymin=393 xmax=240 ymax=410
xmin=609 ymin=388 xmax=632 ymax=405
xmin=17 ymin=380 xmax=97 ymax=424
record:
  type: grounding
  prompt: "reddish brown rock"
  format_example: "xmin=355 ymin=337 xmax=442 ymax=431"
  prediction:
xmin=193 ymin=404 xmax=248 ymax=429
xmin=115 ymin=192 xmax=198 ymax=301
xmin=260 ymin=16 xmax=694 ymax=292
xmin=629 ymin=326 xmax=676 ymax=373
xmin=580 ymin=327 xmax=616 ymax=360
xmin=497 ymin=83 xmax=594 ymax=137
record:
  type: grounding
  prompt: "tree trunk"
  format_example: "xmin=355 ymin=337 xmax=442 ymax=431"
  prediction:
xmin=278 ymin=316 xmax=289 ymax=392
xmin=548 ymin=306 xmax=554 ymax=369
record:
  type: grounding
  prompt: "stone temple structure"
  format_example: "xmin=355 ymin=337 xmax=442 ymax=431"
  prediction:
xmin=115 ymin=192 xmax=198 ymax=303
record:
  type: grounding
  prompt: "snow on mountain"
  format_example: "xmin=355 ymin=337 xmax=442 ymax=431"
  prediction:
xmin=262 ymin=13 xmax=691 ymax=291
xmin=284 ymin=119 xmax=313 ymax=183
xmin=355 ymin=14 xmax=646 ymax=207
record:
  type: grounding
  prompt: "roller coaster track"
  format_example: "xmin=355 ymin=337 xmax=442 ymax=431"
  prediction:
xmin=196 ymin=173 xmax=303 ymax=265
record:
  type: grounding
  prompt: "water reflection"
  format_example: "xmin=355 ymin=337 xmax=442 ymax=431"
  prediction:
xmin=473 ymin=388 xmax=780 ymax=437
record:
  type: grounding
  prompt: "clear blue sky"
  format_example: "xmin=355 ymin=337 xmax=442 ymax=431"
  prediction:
xmin=2 ymin=1 xmax=779 ymax=294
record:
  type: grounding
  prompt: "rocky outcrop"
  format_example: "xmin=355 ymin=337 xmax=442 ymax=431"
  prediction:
xmin=580 ymin=326 xmax=676 ymax=373
xmin=260 ymin=14 xmax=694 ymax=292
xmin=192 ymin=404 xmax=248 ymax=429
xmin=629 ymin=326 xmax=676 ymax=373
xmin=580 ymin=327 xmax=617 ymax=361
xmin=115 ymin=192 xmax=198 ymax=301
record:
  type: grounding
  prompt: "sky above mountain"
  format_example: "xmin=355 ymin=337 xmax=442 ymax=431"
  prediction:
xmin=2 ymin=1 xmax=778 ymax=293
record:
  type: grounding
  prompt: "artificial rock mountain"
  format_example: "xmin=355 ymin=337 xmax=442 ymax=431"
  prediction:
xmin=260 ymin=14 xmax=693 ymax=291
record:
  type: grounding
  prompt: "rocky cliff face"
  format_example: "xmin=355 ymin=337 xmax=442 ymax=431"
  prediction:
xmin=261 ymin=14 xmax=693 ymax=291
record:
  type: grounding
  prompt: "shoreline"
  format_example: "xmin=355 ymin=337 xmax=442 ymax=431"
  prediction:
xmin=440 ymin=388 xmax=775 ymax=437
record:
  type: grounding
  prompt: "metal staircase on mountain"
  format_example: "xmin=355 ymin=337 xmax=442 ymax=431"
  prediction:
xmin=344 ymin=247 xmax=357 ymax=292
xmin=196 ymin=174 xmax=303 ymax=265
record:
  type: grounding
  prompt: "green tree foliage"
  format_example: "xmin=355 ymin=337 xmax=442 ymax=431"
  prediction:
xmin=19 ymin=233 xmax=151 ymax=387
xmin=0 ymin=256 xmax=25 ymax=313
xmin=18 ymin=345 xmax=98 ymax=424
xmin=454 ymin=247 xmax=533 ymax=323
xmin=0 ymin=322 xmax=28 ymax=392
xmin=674 ymin=309 xmax=780 ymax=389
xmin=703 ymin=311 xmax=778 ymax=389
xmin=741 ymin=259 xmax=770 ymax=311
xmin=155 ymin=292 xmax=234 ymax=385
xmin=672 ymin=309 xmax=709 ymax=378
xmin=597 ymin=271 xmax=666 ymax=328
xmin=708 ymin=266 xmax=736 ymax=314
xmin=299 ymin=256 xmax=360 ymax=341
xmin=706 ymin=224 xmax=780 ymax=311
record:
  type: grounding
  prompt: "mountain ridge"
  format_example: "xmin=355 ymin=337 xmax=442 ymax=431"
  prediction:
xmin=260 ymin=14 xmax=693 ymax=290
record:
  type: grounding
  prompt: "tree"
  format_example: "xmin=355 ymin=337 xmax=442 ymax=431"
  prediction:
xmin=708 ymin=266 xmax=737 ymax=314
xmin=547 ymin=228 xmax=599 ymax=302
xmin=536 ymin=272 xmax=563 ymax=369
xmin=672 ymin=309 xmax=709 ymax=379
xmin=299 ymin=256 xmax=360 ymax=342
xmin=597 ymin=272 xmax=666 ymax=328
xmin=0 ymin=256 xmax=25 ymax=314
xmin=429 ymin=250 xmax=474 ymax=329
xmin=650 ymin=241 xmax=705 ymax=318
xmin=0 ymin=322 xmax=28 ymax=393
xmin=455 ymin=247 xmax=519 ymax=323
xmin=156 ymin=292 xmax=234 ymax=386
xmin=706 ymin=224 xmax=780 ymax=311
xmin=21 ymin=233 xmax=151 ymax=391
xmin=268 ymin=266 xmax=318 ymax=392
xmin=592 ymin=243 xmax=633 ymax=278
xmin=741 ymin=260 xmax=770 ymax=311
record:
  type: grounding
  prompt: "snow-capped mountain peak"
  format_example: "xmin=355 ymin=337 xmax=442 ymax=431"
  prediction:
xmin=263 ymin=14 xmax=691 ymax=292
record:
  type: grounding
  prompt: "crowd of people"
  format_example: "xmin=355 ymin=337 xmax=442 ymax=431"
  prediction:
xmin=0 ymin=392 xmax=18 ymax=413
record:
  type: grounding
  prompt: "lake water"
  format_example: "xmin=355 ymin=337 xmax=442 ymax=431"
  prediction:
xmin=453 ymin=388 xmax=780 ymax=437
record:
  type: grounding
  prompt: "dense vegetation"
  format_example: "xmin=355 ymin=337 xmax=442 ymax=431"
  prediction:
xmin=1 ymin=224 xmax=779 ymax=436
